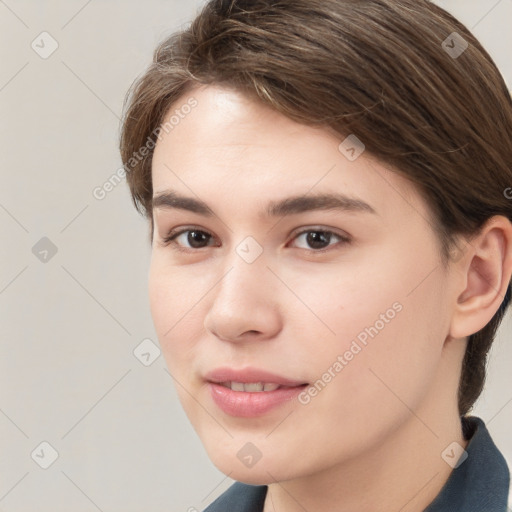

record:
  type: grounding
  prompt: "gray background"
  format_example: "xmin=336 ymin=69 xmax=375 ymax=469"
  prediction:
xmin=0 ymin=1 xmax=511 ymax=511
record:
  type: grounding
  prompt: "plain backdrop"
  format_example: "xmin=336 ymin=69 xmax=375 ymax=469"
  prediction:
xmin=1 ymin=1 xmax=511 ymax=511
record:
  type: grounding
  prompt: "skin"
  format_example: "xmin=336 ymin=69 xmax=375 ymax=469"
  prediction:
xmin=148 ymin=84 xmax=512 ymax=512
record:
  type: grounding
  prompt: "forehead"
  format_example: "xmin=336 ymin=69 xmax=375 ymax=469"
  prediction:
xmin=151 ymin=84 xmax=427 ymax=224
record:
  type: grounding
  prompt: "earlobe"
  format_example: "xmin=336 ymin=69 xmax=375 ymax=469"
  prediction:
xmin=449 ymin=215 xmax=512 ymax=339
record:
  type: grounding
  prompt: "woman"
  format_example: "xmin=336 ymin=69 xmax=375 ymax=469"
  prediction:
xmin=119 ymin=1 xmax=512 ymax=510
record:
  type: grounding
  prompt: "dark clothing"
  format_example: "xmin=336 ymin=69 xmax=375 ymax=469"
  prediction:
xmin=203 ymin=416 xmax=510 ymax=511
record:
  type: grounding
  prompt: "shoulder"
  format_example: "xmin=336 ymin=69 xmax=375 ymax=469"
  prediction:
xmin=202 ymin=481 xmax=268 ymax=512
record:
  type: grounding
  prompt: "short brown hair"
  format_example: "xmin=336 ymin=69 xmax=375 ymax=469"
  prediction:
xmin=119 ymin=0 xmax=512 ymax=416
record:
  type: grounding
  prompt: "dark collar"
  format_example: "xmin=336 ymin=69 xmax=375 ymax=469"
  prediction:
xmin=203 ymin=416 xmax=509 ymax=512
xmin=203 ymin=481 xmax=267 ymax=512
xmin=425 ymin=415 xmax=510 ymax=511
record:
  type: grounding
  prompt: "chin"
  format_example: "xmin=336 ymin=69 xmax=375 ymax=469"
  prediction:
xmin=209 ymin=450 xmax=299 ymax=485
xmin=218 ymin=465 xmax=276 ymax=486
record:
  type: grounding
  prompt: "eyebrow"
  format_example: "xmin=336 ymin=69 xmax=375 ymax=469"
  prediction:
xmin=152 ymin=190 xmax=377 ymax=218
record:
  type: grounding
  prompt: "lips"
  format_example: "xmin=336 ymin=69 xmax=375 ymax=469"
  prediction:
xmin=218 ymin=382 xmax=291 ymax=392
xmin=204 ymin=367 xmax=310 ymax=416
xmin=204 ymin=367 xmax=309 ymax=389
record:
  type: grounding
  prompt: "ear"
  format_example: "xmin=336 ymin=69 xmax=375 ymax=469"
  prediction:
xmin=449 ymin=215 xmax=512 ymax=339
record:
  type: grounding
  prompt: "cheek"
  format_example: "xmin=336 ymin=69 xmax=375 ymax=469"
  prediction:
xmin=273 ymin=273 xmax=446 ymax=471
xmin=287 ymin=249 xmax=447 ymax=415
xmin=148 ymin=257 xmax=202 ymax=371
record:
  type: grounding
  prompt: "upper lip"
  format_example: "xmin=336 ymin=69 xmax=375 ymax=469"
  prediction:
xmin=205 ymin=367 xmax=308 ymax=387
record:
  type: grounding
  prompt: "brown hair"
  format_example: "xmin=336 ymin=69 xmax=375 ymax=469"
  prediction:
xmin=119 ymin=0 xmax=512 ymax=416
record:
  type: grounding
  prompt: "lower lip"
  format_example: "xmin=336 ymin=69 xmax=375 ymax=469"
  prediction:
xmin=208 ymin=382 xmax=308 ymax=417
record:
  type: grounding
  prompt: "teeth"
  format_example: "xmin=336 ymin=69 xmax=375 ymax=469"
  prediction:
xmin=220 ymin=381 xmax=281 ymax=392
xmin=231 ymin=381 xmax=246 ymax=392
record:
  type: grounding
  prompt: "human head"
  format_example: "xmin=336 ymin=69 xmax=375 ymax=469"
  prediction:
xmin=120 ymin=0 xmax=512 ymax=423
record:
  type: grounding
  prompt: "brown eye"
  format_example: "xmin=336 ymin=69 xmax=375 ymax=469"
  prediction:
xmin=290 ymin=229 xmax=351 ymax=251
xmin=162 ymin=228 xmax=215 ymax=250
xmin=183 ymin=230 xmax=212 ymax=248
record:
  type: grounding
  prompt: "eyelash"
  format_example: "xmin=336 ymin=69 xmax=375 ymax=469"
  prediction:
xmin=160 ymin=226 xmax=351 ymax=254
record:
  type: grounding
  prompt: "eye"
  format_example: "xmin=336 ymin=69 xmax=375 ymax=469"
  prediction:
xmin=288 ymin=228 xmax=350 ymax=251
xmin=161 ymin=227 xmax=216 ymax=251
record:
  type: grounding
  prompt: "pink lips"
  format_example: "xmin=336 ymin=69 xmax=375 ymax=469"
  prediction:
xmin=204 ymin=367 xmax=309 ymax=417
xmin=205 ymin=367 xmax=308 ymax=387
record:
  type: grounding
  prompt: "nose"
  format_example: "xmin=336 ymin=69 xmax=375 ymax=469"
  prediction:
xmin=203 ymin=248 xmax=283 ymax=343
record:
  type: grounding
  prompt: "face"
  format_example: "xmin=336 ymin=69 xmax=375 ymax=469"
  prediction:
xmin=149 ymin=84 xmax=456 ymax=483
